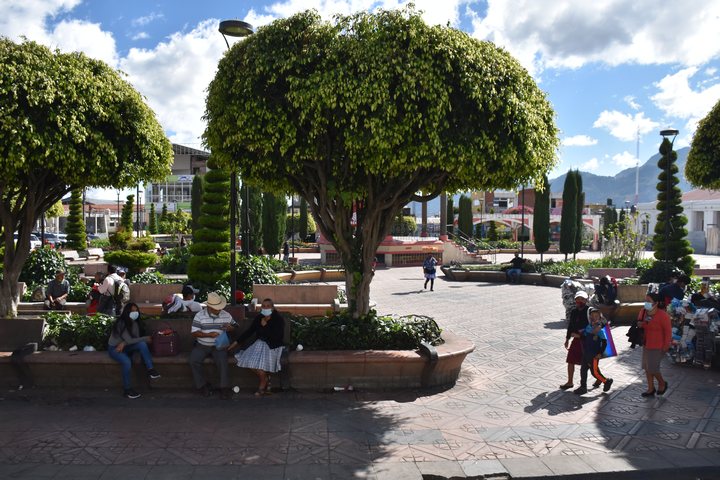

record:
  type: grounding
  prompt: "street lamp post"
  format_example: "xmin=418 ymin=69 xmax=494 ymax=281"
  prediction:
xmin=520 ymin=185 xmax=525 ymax=258
xmin=659 ymin=128 xmax=679 ymax=264
xmin=219 ymin=19 xmax=254 ymax=306
xmin=291 ymin=195 xmax=296 ymax=260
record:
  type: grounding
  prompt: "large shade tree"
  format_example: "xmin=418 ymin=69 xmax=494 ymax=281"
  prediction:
xmin=0 ymin=39 xmax=173 ymax=316
xmin=204 ymin=9 xmax=558 ymax=315
xmin=686 ymin=99 xmax=720 ymax=188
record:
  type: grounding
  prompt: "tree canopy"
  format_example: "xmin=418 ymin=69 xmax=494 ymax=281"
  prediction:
xmin=204 ymin=8 xmax=558 ymax=314
xmin=0 ymin=39 xmax=173 ymax=316
xmin=687 ymin=99 xmax=720 ymax=189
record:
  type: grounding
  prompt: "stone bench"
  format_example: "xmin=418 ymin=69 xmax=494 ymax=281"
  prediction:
xmin=83 ymin=262 xmax=109 ymax=276
xmin=252 ymin=284 xmax=342 ymax=315
xmin=85 ymin=247 xmax=105 ymax=260
xmin=61 ymin=249 xmax=81 ymax=262
xmin=17 ymin=302 xmax=86 ymax=314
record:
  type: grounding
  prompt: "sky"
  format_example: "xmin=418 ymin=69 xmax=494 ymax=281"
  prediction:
xmin=2 ymin=0 xmax=720 ymax=200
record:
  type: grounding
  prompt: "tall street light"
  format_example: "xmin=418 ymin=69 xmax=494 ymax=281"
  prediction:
xmin=219 ymin=19 xmax=254 ymax=306
xmin=659 ymin=128 xmax=679 ymax=264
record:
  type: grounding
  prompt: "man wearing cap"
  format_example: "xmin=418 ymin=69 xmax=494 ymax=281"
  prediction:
xmin=560 ymin=290 xmax=590 ymax=390
xmin=180 ymin=285 xmax=203 ymax=313
xmin=189 ymin=292 xmax=236 ymax=398
xmin=44 ymin=269 xmax=70 ymax=310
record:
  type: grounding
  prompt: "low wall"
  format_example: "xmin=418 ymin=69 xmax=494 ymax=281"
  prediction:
xmin=441 ymin=268 xmax=566 ymax=288
xmin=617 ymin=284 xmax=648 ymax=303
xmin=129 ymin=283 xmax=183 ymax=304
xmin=587 ymin=268 xmax=637 ymax=279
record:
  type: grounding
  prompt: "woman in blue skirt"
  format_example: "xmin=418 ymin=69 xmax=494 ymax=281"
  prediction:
xmin=229 ymin=298 xmax=285 ymax=396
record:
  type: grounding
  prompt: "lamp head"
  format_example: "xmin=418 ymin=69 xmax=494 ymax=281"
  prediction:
xmin=659 ymin=128 xmax=679 ymax=138
xmin=219 ymin=20 xmax=254 ymax=37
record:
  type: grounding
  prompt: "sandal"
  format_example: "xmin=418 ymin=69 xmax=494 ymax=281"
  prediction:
xmin=559 ymin=383 xmax=573 ymax=390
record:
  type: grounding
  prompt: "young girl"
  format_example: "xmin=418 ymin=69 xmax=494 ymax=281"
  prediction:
xmin=423 ymin=254 xmax=438 ymax=291
xmin=574 ymin=308 xmax=614 ymax=395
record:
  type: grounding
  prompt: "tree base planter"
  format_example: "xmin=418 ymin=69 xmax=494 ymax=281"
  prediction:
xmin=0 ymin=332 xmax=473 ymax=391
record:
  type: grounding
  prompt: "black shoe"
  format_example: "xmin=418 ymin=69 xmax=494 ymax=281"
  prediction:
xmin=573 ymin=386 xmax=587 ymax=395
xmin=124 ymin=389 xmax=141 ymax=399
xmin=220 ymin=388 xmax=231 ymax=400
xmin=559 ymin=383 xmax=573 ymax=390
xmin=199 ymin=383 xmax=213 ymax=397
xmin=657 ymin=381 xmax=668 ymax=395
xmin=592 ymin=380 xmax=602 ymax=388
xmin=148 ymin=368 xmax=161 ymax=380
xmin=641 ymin=389 xmax=656 ymax=397
xmin=603 ymin=378 xmax=613 ymax=392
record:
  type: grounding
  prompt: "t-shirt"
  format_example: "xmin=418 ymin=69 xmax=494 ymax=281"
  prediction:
xmin=46 ymin=279 xmax=70 ymax=299
xmin=191 ymin=308 xmax=235 ymax=347
xmin=659 ymin=283 xmax=685 ymax=302
xmin=509 ymin=257 xmax=525 ymax=269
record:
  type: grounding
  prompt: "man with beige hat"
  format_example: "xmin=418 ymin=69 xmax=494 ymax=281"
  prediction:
xmin=189 ymin=292 xmax=236 ymax=399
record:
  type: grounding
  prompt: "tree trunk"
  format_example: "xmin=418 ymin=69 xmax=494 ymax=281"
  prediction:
xmin=0 ymin=234 xmax=28 ymax=318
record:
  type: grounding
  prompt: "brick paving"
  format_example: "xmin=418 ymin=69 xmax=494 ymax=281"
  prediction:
xmin=1 ymin=262 xmax=720 ymax=479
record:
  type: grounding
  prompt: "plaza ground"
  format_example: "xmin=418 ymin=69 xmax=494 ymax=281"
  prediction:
xmin=1 ymin=250 xmax=720 ymax=479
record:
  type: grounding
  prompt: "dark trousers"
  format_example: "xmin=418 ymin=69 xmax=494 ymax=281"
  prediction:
xmin=580 ymin=355 xmax=607 ymax=387
xmin=189 ymin=344 xmax=229 ymax=389
xmin=11 ymin=343 xmax=38 ymax=387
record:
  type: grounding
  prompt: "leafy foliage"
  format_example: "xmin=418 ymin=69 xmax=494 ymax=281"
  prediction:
xmin=536 ymin=259 xmax=587 ymax=277
xmin=240 ymin=185 xmax=263 ymax=255
xmin=43 ymin=312 xmax=115 ymax=351
xmin=234 ymin=255 xmax=281 ymax=295
xmin=637 ymin=260 xmax=684 ymax=284
xmin=130 ymin=271 xmax=175 ymax=284
xmin=574 ymin=172 xmax=584 ymax=255
xmin=687 ymin=98 xmax=720 ymax=189
xmin=65 ymin=190 xmax=87 ymax=250
xmin=290 ymin=310 xmax=443 ymax=350
xmin=287 ymin=208 xmax=317 ymax=240
xmin=104 ymin=250 xmax=158 ymax=275
xmin=601 ymin=212 xmax=647 ymax=265
xmin=560 ymin=170 xmax=578 ymax=257
xmin=148 ymin=202 xmax=158 ymax=234
xmin=19 ymin=246 xmax=67 ymax=286
xmin=121 ymin=194 xmax=135 ymax=232
xmin=458 ymin=195 xmax=473 ymax=237
xmin=158 ymin=210 xmax=191 ymax=236
xmin=127 ymin=236 xmax=156 ymax=252
xmin=390 ymin=215 xmax=417 ymax=236
xmin=653 ymin=138 xmax=694 ymax=274
xmin=446 ymin=197 xmax=454 ymax=235
xmin=158 ymin=246 xmax=191 ymax=274
xmin=298 ymin=197 xmax=309 ymax=240
xmin=89 ymin=238 xmax=110 ymax=248
xmin=262 ymin=192 xmax=286 ymax=255
xmin=109 ymin=228 xmax=132 ymax=250
xmin=191 ymin=174 xmax=203 ymax=234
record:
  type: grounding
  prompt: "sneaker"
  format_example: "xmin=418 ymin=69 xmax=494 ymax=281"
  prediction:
xmin=603 ymin=378 xmax=614 ymax=392
xmin=124 ymin=389 xmax=141 ymax=399
xmin=592 ymin=380 xmax=602 ymax=388
xmin=220 ymin=388 xmax=232 ymax=400
xmin=199 ymin=383 xmax=213 ymax=397
xmin=148 ymin=369 xmax=161 ymax=380
xmin=573 ymin=386 xmax=587 ymax=395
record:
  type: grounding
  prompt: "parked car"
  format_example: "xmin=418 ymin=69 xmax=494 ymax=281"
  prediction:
xmin=14 ymin=233 xmax=41 ymax=250
xmin=86 ymin=233 xmax=100 ymax=242
xmin=40 ymin=233 xmax=65 ymax=248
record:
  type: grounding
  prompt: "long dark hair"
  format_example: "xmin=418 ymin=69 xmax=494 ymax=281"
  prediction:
xmin=113 ymin=302 xmax=140 ymax=337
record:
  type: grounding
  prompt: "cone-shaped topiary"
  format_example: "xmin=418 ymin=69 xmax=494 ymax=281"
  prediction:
xmin=65 ymin=189 xmax=87 ymax=250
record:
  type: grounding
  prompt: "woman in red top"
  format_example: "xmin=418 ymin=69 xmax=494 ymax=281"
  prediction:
xmin=638 ymin=292 xmax=672 ymax=397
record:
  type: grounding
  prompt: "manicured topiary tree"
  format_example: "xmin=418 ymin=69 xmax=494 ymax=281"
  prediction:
xmin=121 ymin=194 xmax=135 ymax=233
xmin=148 ymin=203 xmax=158 ymax=235
xmin=262 ymin=192 xmax=286 ymax=256
xmin=533 ymin=174 xmax=550 ymax=262
xmin=457 ymin=195 xmax=473 ymax=238
xmin=205 ymin=9 xmax=558 ymax=315
xmin=487 ymin=221 xmax=498 ymax=242
xmin=653 ymin=138 xmax=694 ymax=274
xmin=65 ymin=190 xmax=87 ymax=250
xmin=191 ymin=174 xmax=203 ymax=234
xmin=187 ymin=158 xmax=231 ymax=285
xmin=560 ymin=170 xmax=578 ymax=260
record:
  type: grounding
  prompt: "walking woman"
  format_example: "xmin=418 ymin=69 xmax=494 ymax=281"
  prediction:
xmin=560 ymin=290 xmax=589 ymax=390
xmin=229 ymin=298 xmax=285 ymax=396
xmin=638 ymin=292 xmax=672 ymax=397
xmin=108 ymin=303 xmax=161 ymax=399
xmin=423 ymin=253 xmax=438 ymax=291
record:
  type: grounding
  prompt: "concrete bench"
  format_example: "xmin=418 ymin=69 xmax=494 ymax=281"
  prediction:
xmin=17 ymin=302 xmax=86 ymax=314
xmin=129 ymin=283 xmax=183 ymax=304
xmin=587 ymin=268 xmax=637 ymax=279
xmin=252 ymin=284 xmax=341 ymax=315
xmin=85 ymin=247 xmax=105 ymax=260
xmin=83 ymin=262 xmax=109 ymax=276
xmin=61 ymin=250 xmax=81 ymax=262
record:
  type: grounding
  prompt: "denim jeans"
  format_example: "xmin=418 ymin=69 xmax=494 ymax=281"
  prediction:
xmin=108 ymin=341 xmax=154 ymax=389
xmin=506 ymin=268 xmax=521 ymax=283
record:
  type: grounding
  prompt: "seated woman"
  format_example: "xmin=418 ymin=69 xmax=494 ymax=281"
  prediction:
xmin=228 ymin=298 xmax=285 ymax=396
xmin=107 ymin=303 xmax=161 ymax=399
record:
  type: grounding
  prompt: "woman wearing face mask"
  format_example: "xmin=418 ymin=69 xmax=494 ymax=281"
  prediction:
xmin=560 ymin=290 xmax=590 ymax=390
xmin=108 ymin=302 xmax=161 ymax=399
xmin=228 ymin=298 xmax=285 ymax=396
xmin=638 ymin=292 xmax=672 ymax=397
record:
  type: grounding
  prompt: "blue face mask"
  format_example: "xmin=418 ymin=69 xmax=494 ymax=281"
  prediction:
xmin=261 ymin=308 xmax=272 ymax=316
xmin=644 ymin=302 xmax=654 ymax=311
xmin=129 ymin=311 xmax=139 ymax=320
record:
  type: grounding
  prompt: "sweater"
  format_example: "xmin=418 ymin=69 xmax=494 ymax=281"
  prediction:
xmin=566 ymin=305 xmax=589 ymax=340
xmin=108 ymin=320 xmax=149 ymax=347
xmin=234 ymin=311 xmax=285 ymax=349
xmin=638 ymin=308 xmax=672 ymax=350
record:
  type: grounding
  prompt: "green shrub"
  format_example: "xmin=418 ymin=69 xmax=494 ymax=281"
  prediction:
xmin=89 ymin=238 xmax=110 ymax=248
xmin=637 ymin=260 xmax=684 ymax=284
xmin=109 ymin=228 xmax=133 ymax=249
xmin=20 ymin=246 xmax=67 ymax=286
xmin=290 ymin=310 xmax=443 ymax=350
xmin=235 ymin=255 xmax=281 ymax=295
xmin=536 ymin=259 xmax=587 ymax=277
xmin=131 ymin=271 xmax=175 ymax=284
xmin=43 ymin=312 xmax=115 ymax=351
xmin=127 ymin=236 xmax=157 ymax=252
xmin=158 ymin=246 xmax=191 ymax=274
xmin=66 ymin=267 xmax=91 ymax=302
xmin=104 ymin=250 xmax=158 ymax=275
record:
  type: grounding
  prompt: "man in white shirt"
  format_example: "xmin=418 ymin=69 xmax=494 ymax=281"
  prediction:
xmin=97 ymin=265 xmax=123 ymax=316
xmin=189 ymin=292 xmax=236 ymax=399
xmin=166 ymin=285 xmax=203 ymax=314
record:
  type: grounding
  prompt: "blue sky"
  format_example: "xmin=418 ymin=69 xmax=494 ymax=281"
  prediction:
xmin=2 ymin=0 xmax=720 ymax=199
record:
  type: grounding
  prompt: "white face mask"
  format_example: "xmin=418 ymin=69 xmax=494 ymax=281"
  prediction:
xmin=261 ymin=308 xmax=272 ymax=316
xmin=129 ymin=311 xmax=139 ymax=320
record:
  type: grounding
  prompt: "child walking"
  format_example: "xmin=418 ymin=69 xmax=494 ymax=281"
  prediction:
xmin=574 ymin=307 xmax=614 ymax=395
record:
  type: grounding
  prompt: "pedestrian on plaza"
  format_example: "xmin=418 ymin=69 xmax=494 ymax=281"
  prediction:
xmin=44 ymin=269 xmax=70 ymax=310
xmin=97 ymin=264 xmax=123 ymax=316
xmin=560 ymin=290 xmax=589 ymax=390
xmin=228 ymin=298 xmax=285 ymax=396
xmin=423 ymin=253 xmax=438 ymax=291
xmin=283 ymin=241 xmax=290 ymax=263
xmin=504 ymin=252 xmax=526 ymax=284
xmin=574 ymin=307 xmax=613 ymax=395
xmin=86 ymin=272 xmax=104 ymax=315
xmin=108 ymin=303 xmax=161 ymax=399
xmin=638 ymin=292 xmax=672 ymax=397
xmin=189 ymin=292 xmax=237 ymax=399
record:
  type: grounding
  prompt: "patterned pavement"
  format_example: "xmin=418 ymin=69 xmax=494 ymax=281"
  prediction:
xmin=1 ymin=264 xmax=720 ymax=479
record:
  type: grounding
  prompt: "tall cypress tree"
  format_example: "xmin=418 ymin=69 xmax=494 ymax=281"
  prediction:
xmin=559 ymin=170 xmax=578 ymax=260
xmin=458 ymin=194 xmax=473 ymax=237
xmin=574 ymin=171 xmax=584 ymax=258
xmin=240 ymin=184 xmax=263 ymax=255
xmin=187 ymin=158 xmax=230 ymax=285
xmin=262 ymin=192 xmax=287 ymax=255
xmin=148 ymin=203 xmax=158 ymax=234
xmin=533 ymin=174 xmax=550 ymax=262
xmin=299 ymin=197 xmax=308 ymax=241
xmin=654 ymin=138 xmax=694 ymax=273
xmin=65 ymin=189 xmax=87 ymax=250
xmin=191 ymin=174 xmax=204 ymax=235
xmin=446 ymin=197 xmax=454 ymax=235
xmin=487 ymin=220 xmax=498 ymax=241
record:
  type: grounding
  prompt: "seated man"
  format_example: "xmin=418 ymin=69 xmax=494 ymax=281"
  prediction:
xmin=44 ymin=269 xmax=70 ymax=310
xmin=165 ymin=285 xmax=203 ymax=314
xmin=505 ymin=253 xmax=526 ymax=284
xmin=659 ymin=274 xmax=690 ymax=304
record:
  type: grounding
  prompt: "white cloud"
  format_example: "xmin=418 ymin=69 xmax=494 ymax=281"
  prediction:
xmin=624 ymin=95 xmax=640 ymax=110
xmin=562 ymin=135 xmax=597 ymax=147
xmin=612 ymin=151 xmax=638 ymax=169
xmin=132 ymin=12 xmax=163 ymax=27
xmin=593 ymin=111 xmax=659 ymax=142
xmin=131 ymin=32 xmax=150 ymax=41
xmin=119 ymin=19 xmax=227 ymax=147
xmin=51 ymin=19 xmax=118 ymax=66
xmin=580 ymin=157 xmax=599 ymax=171
xmin=469 ymin=0 xmax=720 ymax=75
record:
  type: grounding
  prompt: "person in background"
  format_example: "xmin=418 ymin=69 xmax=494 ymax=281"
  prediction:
xmin=574 ymin=307 xmax=613 ymax=395
xmin=505 ymin=252 xmax=526 ymax=284
xmin=86 ymin=271 xmax=104 ymax=315
xmin=283 ymin=241 xmax=290 ymax=263
xmin=44 ymin=269 xmax=70 ymax=310
xmin=560 ymin=290 xmax=589 ymax=390
xmin=659 ymin=274 xmax=690 ymax=304
xmin=422 ymin=253 xmax=438 ymax=291
xmin=638 ymin=292 xmax=672 ymax=397
xmin=180 ymin=285 xmax=203 ymax=313
xmin=97 ymin=264 xmax=122 ymax=316
xmin=107 ymin=303 xmax=161 ymax=399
